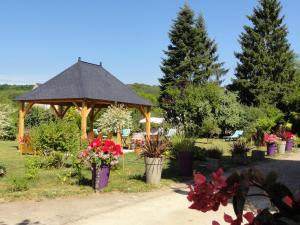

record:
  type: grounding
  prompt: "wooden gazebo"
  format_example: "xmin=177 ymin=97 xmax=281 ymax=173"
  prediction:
xmin=15 ymin=58 xmax=153 ymax=148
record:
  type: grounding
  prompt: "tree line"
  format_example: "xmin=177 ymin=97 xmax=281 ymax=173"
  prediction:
xmin=159 ymin=0 xmax=300 ymax=138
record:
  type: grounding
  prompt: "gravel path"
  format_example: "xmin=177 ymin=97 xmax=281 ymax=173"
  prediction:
xmin=1 ymin=152 xmax=299 ymax=225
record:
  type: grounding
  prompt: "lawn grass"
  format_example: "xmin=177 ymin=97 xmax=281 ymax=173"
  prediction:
xmin=0 ymin=141 xmax=198 ymax=202
xmin=1 ymin=139 xmax=286 ymax=202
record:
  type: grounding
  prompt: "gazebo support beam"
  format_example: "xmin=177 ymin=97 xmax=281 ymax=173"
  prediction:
xmin=18 ymin=102 xmax=34 ymax=151
xmin=139 ymin=106 xmax=151 ymax=141
xmin=89 ymin=108 xmax=94 ymax=132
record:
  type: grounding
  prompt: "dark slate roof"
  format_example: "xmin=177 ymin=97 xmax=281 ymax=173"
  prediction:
xmin=15 ymin=60 xmax=153 ymax=106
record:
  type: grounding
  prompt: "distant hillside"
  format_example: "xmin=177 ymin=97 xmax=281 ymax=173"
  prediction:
xmin=0 ymin=84 xmax=33 ymax=106
xmin=127 ymin=83 xmax=160 ymax=105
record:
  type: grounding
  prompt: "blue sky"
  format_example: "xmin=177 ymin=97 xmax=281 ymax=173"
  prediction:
xmin=0 ymin=0 xmax=299 ymax=85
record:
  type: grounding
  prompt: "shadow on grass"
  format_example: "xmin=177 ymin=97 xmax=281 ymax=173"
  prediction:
xmin=78 ymin=176 xmax=92 ymax=186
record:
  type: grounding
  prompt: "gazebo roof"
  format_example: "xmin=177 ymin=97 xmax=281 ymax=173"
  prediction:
xmin=15 ymin=59 xmax=153 ymax=107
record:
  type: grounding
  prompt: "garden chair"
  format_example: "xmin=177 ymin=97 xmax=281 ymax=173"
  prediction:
xmin=223 ymin=130 xmax=243 ymax=141
xmin=121 ymin=128 xmax=131 ymax=147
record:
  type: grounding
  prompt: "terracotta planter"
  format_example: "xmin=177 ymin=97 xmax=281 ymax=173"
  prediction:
xmin=178 ymin=151 xmax=193 ymax=176
xmin=144 ymin=157 xmax=163 ymax=184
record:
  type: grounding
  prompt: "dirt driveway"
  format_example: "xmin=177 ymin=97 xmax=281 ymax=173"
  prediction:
xmin=1 ymin=152 xmax=300 ymax=225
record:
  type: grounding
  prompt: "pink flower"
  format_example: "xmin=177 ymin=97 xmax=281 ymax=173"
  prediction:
xmin=282 ymin=196 xmax=293 ymax=207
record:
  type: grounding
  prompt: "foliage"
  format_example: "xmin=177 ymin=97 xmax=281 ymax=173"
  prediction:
xmin=8 ymin=177 xmax=30 ymax=192
xmin=24 ymin=157 xmax=40 ymax=180
xmin=79 ymin=139 xmax=123 ymax=167
xmin=0 ymin=164 xmax=6 ymax=177
xmin=231 ymin=140 xmax=252 ymax=154
xmin=200 ymin=116 xmax=221 ymax=138
xmin=30 ymin=120 xmax=80 ymax=154
xmin=45 ymin=151 xmax=65 ymax=168
xmin=0 ymin=104 xmax=15 ymax=140
xmin=140 ymin=136 xmax=171 ymax=158
xmin=163 ymin=83 xmax=243 ymax=135
xmin=159 ymin=4 xmax=227 ymax=123
xmin=63 ymin=107 xmax=81 ymax=128
xmin=96 ymin=104 xmax=132 ymax=133
xmin=241 ymin=105 xmax=284 ymax=145
xmin=25 ymin=106 xmax=55 ymax=128
xmin=171 ymin=135 xmax=196 ymax=152
xmin=188 ymin=168 xmax=300 ymax=225
xmin=206 ymin=148 xmax=223 ymax=159
xmin=229 ymin=0 xmax=296 ymax=110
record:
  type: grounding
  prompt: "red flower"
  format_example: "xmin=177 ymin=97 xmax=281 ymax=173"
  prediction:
xmin=282 ymin=196 xmax=293 ymax=207
xmin=212 ymin=221 xmax=220 ymax=225
xmin=243 ymin=212 xmax=255 ymax=225
xmin=223 ymin=213 xmax=242 ymax=225
xmin=212 ymin=168 xmax=227 ymax=189
xmin=193 ymin=172 xmax=206 ymax=185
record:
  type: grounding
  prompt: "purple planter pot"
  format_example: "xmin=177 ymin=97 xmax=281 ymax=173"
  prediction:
xmin=98 ymin=165 xmax=110 ymax=190
xmin=178 ymin=151 xmax=194 ymax=177
xmin=91 ymin=164 xmax=110 ymax=191
xmin=267 ymin=143 xmax=277 ymax=156
xmin=285 ymin=139 xmax=294 ymax=152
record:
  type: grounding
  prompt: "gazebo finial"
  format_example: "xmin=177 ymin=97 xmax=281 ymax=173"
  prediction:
xmin=78 ymin=57 xmax=81 ymax=62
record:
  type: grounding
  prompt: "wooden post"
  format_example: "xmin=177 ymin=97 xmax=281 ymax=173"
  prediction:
xmin=117 ymin=131 xmax=122 ymax=145
xmin=89 ymin=108 xmax=94 ymax=132
xmin=81 ymin=101 xmax=88 ymax=140
xmin=18 ymin=102 xmax=25 ymax=150
xmin=145 ymin=107 xmax=151 ymax=141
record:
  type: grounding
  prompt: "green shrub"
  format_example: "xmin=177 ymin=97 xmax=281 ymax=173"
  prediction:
xmin=45 ymin=151 xmax=64 ymax=168
xmin=206 ymin=147 xmax=223 ymax=159
xmin=25 ymin=106 xmax=55 ymax=128
xmin=193 ymin=146 xmax=207 ymax=160
xmin=0 ymin=164 xmax=7 ymax=177
xmin=30 ymin=120 xmax=80 ymax=154
xmin=24 ymin=157 xmax=40 ymax=180
xmin=172 ymin=135 xmax=195 ymax=152
xmin=9 ymin=177 xmax=29 ymax=192
xmin=231 ymin=140 xmax=252 ymax=154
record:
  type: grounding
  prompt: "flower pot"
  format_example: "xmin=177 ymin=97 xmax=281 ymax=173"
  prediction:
xmin=144 ymin=157 xmax=163 ymax=184
xmin=251 ymin=150 xmax=265 ymax=161
xmin=98 ymin=164 xmax=110 ymax=190
xmin=231 ymin=152 xmax=248 ymax=165
xmin=206 ymin=157 xmax=220 ymax=171
xmin=277 ymin=141 xmax=286 ymax=155
xmin=267 ymin=142 xmax=277 ymax=156
xmin=178 ymin=151 xmax=194 ymax=176
xmin=285 ymin=139 xmax=294 ymax=152
xmin=92 ymin=164 xmax=111 ymax=191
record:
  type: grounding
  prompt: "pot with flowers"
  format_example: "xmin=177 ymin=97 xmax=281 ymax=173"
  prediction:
xmin=140 ymin=135 xmax=171 ymax=184
xmin=283 ymin=131 xmax=296 ymax=152
xmin=230 ymin=140 xmax=252 ymax=165
xmin=79 ymin=138 xmax=123 ymax=191
xmin=263 ymin=133 xmax=278 ymax=156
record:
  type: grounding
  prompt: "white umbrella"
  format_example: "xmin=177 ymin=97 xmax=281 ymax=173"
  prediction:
xmin=139 ymin=117 xmax=164 ymax=124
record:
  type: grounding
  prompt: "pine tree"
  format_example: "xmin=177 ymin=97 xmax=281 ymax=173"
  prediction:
xmin=159 ymin=5 xmax=227 ymax=123
xmin=159 ymin=4 xmax=195 ymax=122
xmin=229 ymin=0 xmax=295 ymax=108
xmin=192 ymin=15 xmax=227 ymax=84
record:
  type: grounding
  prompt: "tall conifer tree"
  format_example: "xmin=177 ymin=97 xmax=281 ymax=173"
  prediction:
xmin=192 ymin=15 xmax=227 ymax=84
xmin=229 ymin=0 xmax=295 ymax=108
xmin=159 ymin=5 xmax=227 ymax=122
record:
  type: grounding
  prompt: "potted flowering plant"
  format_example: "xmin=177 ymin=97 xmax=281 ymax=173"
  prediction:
xmin=263 ymin=133 xmax=278 ymax=156
xmin=230 ymin=140 xmax=252 ymax=165
xmin=79 ymin=138 xmax=122 ymax=190
xmin=282 ymin=131 xmax=296 ymax=152
xmin=140 ymin=135 xmax=171 ymax=184
xmin=18 ymin=133 xmax=34 ymax=154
